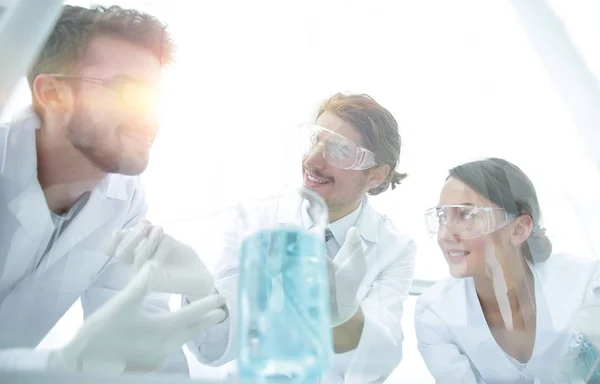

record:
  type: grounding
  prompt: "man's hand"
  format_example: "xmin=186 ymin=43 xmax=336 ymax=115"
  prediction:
xmin=112 ymin=223 xmax=215 ymax=301
xmin=48 ymin=261 xmax=227 ymax=373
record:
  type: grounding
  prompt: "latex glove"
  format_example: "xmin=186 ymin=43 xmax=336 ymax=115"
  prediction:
xmin=327 ymin=227 xmax=367 ymax=327
xmin=48 ymin=261 xmax=227 ymax=373
xmin=113 ymin=223 xmax=215 ymax=301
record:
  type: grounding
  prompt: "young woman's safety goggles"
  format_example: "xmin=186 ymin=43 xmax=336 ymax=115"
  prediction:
xmin=299 ymin=124 xmax=377 ymax=170
xmin=424 ymin=205 xmax=516 ymax=240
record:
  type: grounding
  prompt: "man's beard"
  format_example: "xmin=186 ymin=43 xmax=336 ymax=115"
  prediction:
xmin=66 ymin=108 xmax=122 ymax=174
xmin=327 ymin=174 xmax=369 ymax=213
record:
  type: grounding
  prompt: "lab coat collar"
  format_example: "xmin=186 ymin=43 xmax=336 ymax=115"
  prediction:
xmin=301 ymin=196 xmax=379 ymax=244
xmin=1 ymin=106 xmax=39 ymax=185
xmin=327 ymin=201 xmax=362 ymax=246
xmin=2 ymin=106 xmax=127 ymax=273
xmin=424 ymin=278 xmax=527 ymax=381
xmin=100 ymin=174 xmax=130 ymax=201
xmin=300 ymin=196 xmax=373 ymax=268
xmin=35 ymin=185 xmax=116 ymax=274
xmin=3 ymin=107 xmax=53 ymax=246
xmin=354 ymin=196 xmax=379 ymax=243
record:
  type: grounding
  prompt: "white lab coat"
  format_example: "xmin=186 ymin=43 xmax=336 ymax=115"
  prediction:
xmin=415 ymin=253 xmax=600 ymax=384
xmin=0 ymin=108 xmax=187 ymax=373
xmin=187 ymin=196 xmax=417 ymax=383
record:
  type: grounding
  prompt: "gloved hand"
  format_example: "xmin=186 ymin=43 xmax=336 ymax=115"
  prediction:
xmin=113 ymin=222 xmax=215 ymax=301
xmin=48 ymin=261 xmax=227 ymax=373
xmin=327 ymin=227 xmax=367 ymax=327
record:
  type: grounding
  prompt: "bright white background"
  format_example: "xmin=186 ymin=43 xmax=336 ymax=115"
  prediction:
xmin=3 ymin=1 xmax=600 ymax=382
xmin=122 ymin=0 xmax=600 ymax=279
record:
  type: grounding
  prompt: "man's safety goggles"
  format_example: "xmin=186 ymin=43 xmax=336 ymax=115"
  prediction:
xmin=424 ymin=204 xmax=516 ymax=240
xmin=299 ymin=124 xmax=377 ymax=171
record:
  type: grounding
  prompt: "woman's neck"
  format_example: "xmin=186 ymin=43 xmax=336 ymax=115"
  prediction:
xmin=474 ymin=255 xmax=536 ymax=324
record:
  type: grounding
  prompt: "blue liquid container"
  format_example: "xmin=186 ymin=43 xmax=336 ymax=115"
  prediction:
xmin=561 ymin=331 xmax=600 ymax=383
xmin=573 ymin=333 xmax=600 ymax=382
xmin=237 ymin=226 xmax=332 ymax=382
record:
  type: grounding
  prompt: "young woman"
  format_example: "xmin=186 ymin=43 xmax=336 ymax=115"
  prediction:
xmin=415 ymin=158 xmax=599 ymax=383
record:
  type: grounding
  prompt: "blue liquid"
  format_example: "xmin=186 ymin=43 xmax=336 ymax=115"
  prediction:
xmin=575 ymin=335 xmax=600 ymax=382
xmin=237 ymin=227 xmax=332 ymax=382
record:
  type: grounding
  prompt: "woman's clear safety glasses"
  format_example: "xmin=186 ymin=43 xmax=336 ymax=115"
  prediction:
xmin=425 ymin=204 xmax=516 ymax=240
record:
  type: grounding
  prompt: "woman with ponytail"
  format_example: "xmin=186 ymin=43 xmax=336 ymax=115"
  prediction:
xmin=415 ymin=157 xmax=599 ymax=383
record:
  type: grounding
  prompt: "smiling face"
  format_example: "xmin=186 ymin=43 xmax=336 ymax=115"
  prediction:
xmin=433 ymin=158 xmax=544 ymax=283
xmin=301 ymin=111 xmax=374 ymax=219
xmin=41 ymin=35 xmax=162 ymax=176
xmin=436 ymin=177 xmax=519 ymax=278
xmin=66 ymin=36 xmax=162 ymax=175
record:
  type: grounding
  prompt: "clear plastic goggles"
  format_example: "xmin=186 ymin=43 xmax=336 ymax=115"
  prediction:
xmin=424 ymin=205 xmax=516 ymax=240
xmin=299 ymin=124 xmax=377 ymax=170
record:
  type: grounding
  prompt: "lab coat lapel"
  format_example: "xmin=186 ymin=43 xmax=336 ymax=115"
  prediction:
xmin=3 ymin=183 xmax=54 ymax=284
xmin=4 ymin=108 xmax=49 ymax=231
xmin=1 ymin=107 xmax=127 ymax=274
xmin=8 ymin=182 xmax=52 ymax=235
xmin=354 ymin=197 xmax=379 ymax=244
xmin=460 ymin=257 xmax=594 ymax=381
xmin=461 ymin=278 xmax=520 ymax=380
xmin=303 ymin=197 xmax=375 ymax=258
xmin=428 ymin=278 xmax=516 ymax=379
xmin=432 ymin=279 xmax=474 ymax=348
xmin=335 ymin=198 xmax=375 ymax=266
xmin=333 ymin=224 xmax=369 ymax=268
xmin=326 ymin=199 xmax=373 ymax=305
xmin=1 ymin=109 xmax=54 ymax=283
xmin=525 ymin=257 xmax=591 ymax=373
xmin=36 ymin=178 xmax=117 ymax=274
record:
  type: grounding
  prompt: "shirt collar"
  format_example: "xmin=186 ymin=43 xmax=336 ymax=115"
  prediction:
xmin=327 ymin=201 xmax=363 ymax=245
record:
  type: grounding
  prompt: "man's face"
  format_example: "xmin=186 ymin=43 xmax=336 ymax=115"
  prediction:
xmin=302 ymin=111 xmax=371 ymax=217
xmin=65 ymin=36 xmax=163 ymax=175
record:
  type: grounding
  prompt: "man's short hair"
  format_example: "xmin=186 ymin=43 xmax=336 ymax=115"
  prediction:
xmin=318 ymin=93 xmax=407 ymax=195
xmin=27 ymin=5 xmax=173 ymax=89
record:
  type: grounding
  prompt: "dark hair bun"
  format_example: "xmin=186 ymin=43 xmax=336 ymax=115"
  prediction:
xmin=526 ymin=228 xmax=553 ymax=263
